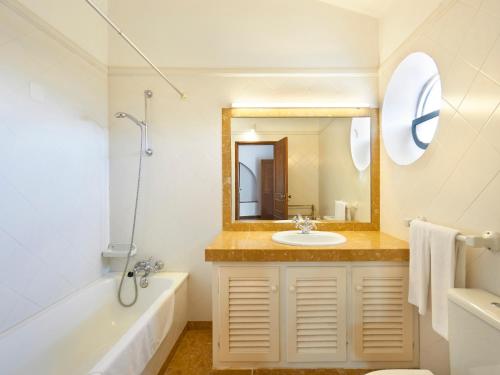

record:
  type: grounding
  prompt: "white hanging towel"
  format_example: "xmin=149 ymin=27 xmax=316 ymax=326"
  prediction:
xmin=408 ymin=220 xmax=431 ymax=315
xmin=429 ymin=223 xmax=461 ymax=340
xmin=334 ymin=200 xmax=347 ymax=220
xmin=408 ymin=220 xmax=464 ymax=340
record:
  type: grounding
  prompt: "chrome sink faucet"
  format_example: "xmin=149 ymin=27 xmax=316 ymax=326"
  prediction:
xmin=133 ymin=257 xmax=164 ymax=288
xmin=293 ymin=215 xmax=317 ymax=234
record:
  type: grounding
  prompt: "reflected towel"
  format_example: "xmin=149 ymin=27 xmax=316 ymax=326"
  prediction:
xmin=334 ymin=200 xmax=347 ymax=220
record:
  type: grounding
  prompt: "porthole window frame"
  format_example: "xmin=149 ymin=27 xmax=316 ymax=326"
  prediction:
xmin=381 ymin=52 xmax=442 ymax=166
xmin=412 ymin=74 xmax=441 ymax=150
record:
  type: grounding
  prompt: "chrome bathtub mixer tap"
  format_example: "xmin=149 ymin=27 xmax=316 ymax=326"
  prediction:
xmin=130 ymin=258 xmax=164 ymax=288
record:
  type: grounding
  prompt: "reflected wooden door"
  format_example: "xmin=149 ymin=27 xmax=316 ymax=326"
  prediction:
xmin=273 ymin=137 xmax=288 ymax=220
xmin=261 ymin=159 xmax=274 ymax=219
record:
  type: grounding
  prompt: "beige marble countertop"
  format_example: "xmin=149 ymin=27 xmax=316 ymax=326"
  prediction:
xmin=205 ymin=231 xmax=409 ymax=262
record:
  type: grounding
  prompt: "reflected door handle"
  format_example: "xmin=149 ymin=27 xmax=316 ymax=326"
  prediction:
xmin=288 ymin=195 xmax=292 ymax=199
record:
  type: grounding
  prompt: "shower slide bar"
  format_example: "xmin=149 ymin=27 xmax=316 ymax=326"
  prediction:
xmin=85 ymin=0 xmax=186 ymax=99
xmin=405 ymin=217 xmax=500 ymax=252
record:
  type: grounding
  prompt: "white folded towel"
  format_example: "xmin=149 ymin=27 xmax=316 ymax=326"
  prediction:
xmin=408 ymin=220 xmax=464 ymax=340
xmin=334 ymin=200 xmax=347 ymax=220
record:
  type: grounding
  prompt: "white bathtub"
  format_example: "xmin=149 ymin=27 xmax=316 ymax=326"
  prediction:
xmin=0 ymin=272 xmax=188 ymax=375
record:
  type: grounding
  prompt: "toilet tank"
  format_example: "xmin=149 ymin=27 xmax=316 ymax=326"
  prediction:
xmin=448 ymin=289 xmax=500 ymax=375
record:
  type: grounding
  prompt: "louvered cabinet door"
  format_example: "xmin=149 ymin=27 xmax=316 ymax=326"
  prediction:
xmin=286 ymin=267 xmax=347 ymax=362
xmin=352 ymin=266 xmax=414 ymax=362
xmin=218 ymin=266 xmax=280 ymax=362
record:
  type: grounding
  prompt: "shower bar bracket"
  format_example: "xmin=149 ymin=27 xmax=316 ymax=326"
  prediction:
xmin=85 ymin=0 xmax=187 ymax=99
xmin=405 ymin=217 xmax=500 ymax=252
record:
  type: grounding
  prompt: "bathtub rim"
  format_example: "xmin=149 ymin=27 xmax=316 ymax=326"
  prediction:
xmin=0 ymin=271 xmax=189 ymax=339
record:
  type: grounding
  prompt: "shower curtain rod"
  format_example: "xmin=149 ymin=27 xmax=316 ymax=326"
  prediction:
xmin=85 ymin=0 xmax=186 ymax=99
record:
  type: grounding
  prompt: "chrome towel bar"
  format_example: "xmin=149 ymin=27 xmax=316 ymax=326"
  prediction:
xmin=405 ymin=217 xmax=500 ymax=252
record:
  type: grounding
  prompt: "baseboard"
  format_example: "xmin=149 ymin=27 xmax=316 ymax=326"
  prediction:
xmin=187 ymin=320 xmax=213 ymax=330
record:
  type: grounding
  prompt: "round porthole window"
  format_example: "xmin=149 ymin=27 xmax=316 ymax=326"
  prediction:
xmin=382 ymin=52 xmax=442 ymax=165
xmin=350 ymin=117 xmax=371 ymax=172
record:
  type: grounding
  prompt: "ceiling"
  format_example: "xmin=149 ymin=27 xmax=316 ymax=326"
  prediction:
xmin=317 ymin=0 xmax=396 ymax=18
xmin=108 ymin=0 xmax=379 ymax=68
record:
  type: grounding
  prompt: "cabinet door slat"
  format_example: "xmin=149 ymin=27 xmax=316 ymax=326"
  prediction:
xmin=287 ymin=268 xmax=347 ymax=363
xmin=219 ymin=267 xmax=279 ymax=362
xmin=352 ymin=267 xmax=414 ymax=362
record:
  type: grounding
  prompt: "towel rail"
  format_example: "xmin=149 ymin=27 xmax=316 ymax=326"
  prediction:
xmin=405 ymin=217 xmax=500 ymax=252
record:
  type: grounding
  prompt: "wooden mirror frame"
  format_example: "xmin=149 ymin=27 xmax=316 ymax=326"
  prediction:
xmin=222 ymin=108 xmax=380 ymax=231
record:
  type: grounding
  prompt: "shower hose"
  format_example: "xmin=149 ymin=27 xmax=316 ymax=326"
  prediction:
xmin=117 ymin=127 xmax=145 ymax=307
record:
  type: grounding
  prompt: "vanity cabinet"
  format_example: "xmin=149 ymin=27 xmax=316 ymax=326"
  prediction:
xmin=286 ymin=267 xmax=347 ymax=362
xmin=214 ymin=264 xmax=415 ymax=368
xmin=351 ymin=266 xmax=413 ymax=362
xmin=217 ymin=266 xmax=280 ymax=362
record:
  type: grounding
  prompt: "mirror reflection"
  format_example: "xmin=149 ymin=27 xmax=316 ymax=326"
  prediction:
xmin=231 ymin=117 xmax=371 ymax=222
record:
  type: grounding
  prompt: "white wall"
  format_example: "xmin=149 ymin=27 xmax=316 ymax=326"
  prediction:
xmin=286 ymin=134 xmax=320 ymax=216
xmin=379 ymin=0 xmax=500 ymax=373
xmin=379 ymin=0 xmax=444 ymax=62
xmin=108 ymin=70 xmax=377 ymax=321
xmin=318 ymin=118 xmax=371 ymax=222
xmin=12 ymin=0 xmax=109 ymax=64
xmin=107 ymin=0 xmax=378 ymax=68
xmin=0 ymin=3 xmax=109 ymax=333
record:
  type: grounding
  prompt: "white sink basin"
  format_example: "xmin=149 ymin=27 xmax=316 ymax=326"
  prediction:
xmin=271 ymin=230 xmax=347 ymax=246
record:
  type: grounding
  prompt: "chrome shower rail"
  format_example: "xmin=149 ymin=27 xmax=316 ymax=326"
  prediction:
xmin=85 ymin=0 xmax=186 ymax=99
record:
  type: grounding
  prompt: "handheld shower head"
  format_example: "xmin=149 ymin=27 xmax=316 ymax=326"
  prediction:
xmin=114 ymin=111 xmax=153 ymax=156
xmin=114 ymin=112 xmax=145 ymax=128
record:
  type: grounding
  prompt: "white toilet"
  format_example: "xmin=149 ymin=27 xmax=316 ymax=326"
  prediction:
xmin=367 ymin=288 xmax=500 ymax=375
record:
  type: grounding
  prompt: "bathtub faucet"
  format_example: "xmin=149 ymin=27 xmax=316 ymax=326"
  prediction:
xmin=133 ymin=258 xmax=164 ymax=288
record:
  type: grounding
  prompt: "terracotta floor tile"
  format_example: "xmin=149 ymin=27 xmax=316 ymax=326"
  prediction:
xmin=162 ymin=327 xmax=374 ymax=375
xmin=162 ymin=328 xmax=213 ymax=375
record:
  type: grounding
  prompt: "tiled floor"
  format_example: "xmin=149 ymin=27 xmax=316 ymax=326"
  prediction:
xmin=162 ymin=327 xmax=373 ymax=375
xmin=162 ymin=328 xmax=213 ymax=374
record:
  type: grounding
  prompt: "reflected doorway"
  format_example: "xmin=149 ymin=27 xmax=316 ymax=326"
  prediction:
xmin=235 ymin=139 xmax=288 ymax=220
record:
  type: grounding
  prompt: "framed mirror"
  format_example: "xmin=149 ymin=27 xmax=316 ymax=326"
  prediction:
xmin=222 ymin=108 xmax=379 ymax=231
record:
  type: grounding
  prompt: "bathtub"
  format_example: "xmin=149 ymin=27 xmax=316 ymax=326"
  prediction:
xmin=0 ymin=272 xmax=188 ymax=375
